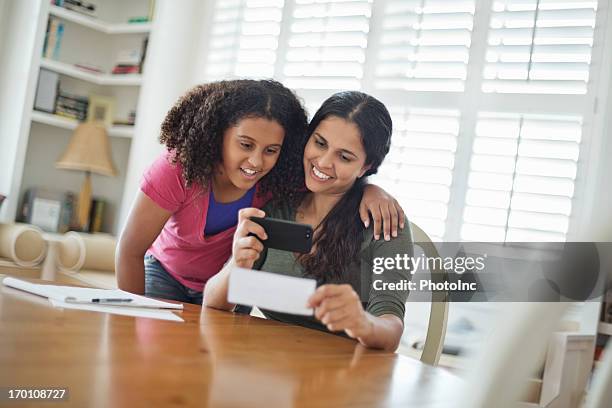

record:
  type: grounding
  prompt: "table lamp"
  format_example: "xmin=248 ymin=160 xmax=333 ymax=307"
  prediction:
xmin=55 ymin=122 xmax=116 ymax=231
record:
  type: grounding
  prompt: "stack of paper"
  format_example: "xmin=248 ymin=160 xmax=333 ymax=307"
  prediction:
xmin=2 ymin=277 xmax=184 ymax=322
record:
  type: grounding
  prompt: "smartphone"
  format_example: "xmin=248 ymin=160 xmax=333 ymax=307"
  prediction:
xmin=249 ymin=217 xmax=313 ymax=253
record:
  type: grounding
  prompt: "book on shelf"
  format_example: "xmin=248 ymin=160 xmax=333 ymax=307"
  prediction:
xmin=111 ymin=65 xmax=140 ymax=75
xmin=111 ymin=38 xmax=149 ymax=75
xmin=43 ymin=17 xmax=64 ymax=60
xmin=55 ymin=91 xmax=89 ymax=121
xmin=55 ymin=107 xmax=86 ymax=121
xmin=115 ymin=48 xmax=141 ymax=66
xmin=128 ymin=17 xmax=149 ymax=23
xmin=87 ymin=198 xmax=106 ymax=234
xmin=34 ymin=69 xmax=60 ymax=113
xmin=74 ymin=63 xmax=104 ymax=74
xmin=57 ymin=94 xmax=88 ymax=109
xmin=53 ymin=0 xmax=97 ymax=17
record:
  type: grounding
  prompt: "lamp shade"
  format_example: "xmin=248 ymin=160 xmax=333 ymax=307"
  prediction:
xmin=56 ymin=122 xmax=117 ymax=176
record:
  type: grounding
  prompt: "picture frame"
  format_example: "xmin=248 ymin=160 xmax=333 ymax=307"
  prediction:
xmin=30 ymin=197 xmax=63 ymax=232
xmin=87 ymin=94 xmax=115 ymax=127
xmin=20 ymin=188 xmax=71 ymax=233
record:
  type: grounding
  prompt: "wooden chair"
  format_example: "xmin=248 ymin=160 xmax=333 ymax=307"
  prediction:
xmin=409 ymin=222 xmax=449 ymax=366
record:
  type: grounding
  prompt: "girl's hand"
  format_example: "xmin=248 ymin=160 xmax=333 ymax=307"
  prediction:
xmin=360 ymin=184 xmax=405 ymax=241
xmin=308 ymin=284 xmax=373 ymax=341
xmin=232 ymin=208 xmax=267 ymax=269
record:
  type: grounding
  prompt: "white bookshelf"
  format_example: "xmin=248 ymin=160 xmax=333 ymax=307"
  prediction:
xmin=31 ymin=110 xmax=134 ymax=138
xmin=0 ymin=0 xmax=154 ymax=235
xmin=49 ymin=5 xmax=152 ymax=34
xmin=40 ymin=58 xmax=142 ymax=86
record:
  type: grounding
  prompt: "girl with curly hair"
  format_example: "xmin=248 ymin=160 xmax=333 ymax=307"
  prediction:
xmin=117 ymin=80 xmax=404 ymax=304
xmin=204 ymin=91 xmax=412 ymax=350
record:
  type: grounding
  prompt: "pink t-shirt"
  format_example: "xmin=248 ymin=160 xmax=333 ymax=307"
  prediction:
xmin=140 ymin=151 xmax=268 ymax=291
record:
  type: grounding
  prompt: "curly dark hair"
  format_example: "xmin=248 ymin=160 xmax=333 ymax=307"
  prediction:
xmin=159 ymin=79 xmax=308 ymax=205
xmin=298 ymin=91 xmax=392 ymax=282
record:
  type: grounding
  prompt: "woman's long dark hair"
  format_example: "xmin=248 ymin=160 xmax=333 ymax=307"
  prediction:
xmin=159 ymin=79 xmax=308 ymax=205
xmin=299 ymin=91 xmax=392 ymax=282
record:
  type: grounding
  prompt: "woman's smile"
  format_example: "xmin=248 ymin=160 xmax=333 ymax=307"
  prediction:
xmin=310 ymin=163 xmax=334 ymax=181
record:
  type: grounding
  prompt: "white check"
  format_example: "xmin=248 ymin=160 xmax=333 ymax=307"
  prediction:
xmin=228 ymin=267 xmax=316 ymax=316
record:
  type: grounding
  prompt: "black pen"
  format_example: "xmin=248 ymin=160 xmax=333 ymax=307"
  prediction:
xmin=91 ymin=298 xmax=133 ymax=303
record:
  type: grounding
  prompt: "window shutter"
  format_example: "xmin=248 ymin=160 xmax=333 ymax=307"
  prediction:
xmin=461 ymin=112 xmax=581 ymax=241
xmin=374 ymin=0 xmax=476 ymax=92
xmin=483 ymin=0 xmax=598 ymax=94
xmin=282 ymin=0 xmax=373 ymax=89
xmin=205 ymin=0 xmax=284 ymax=80
xmin=371 ymin=108 xmax=461 ymax=240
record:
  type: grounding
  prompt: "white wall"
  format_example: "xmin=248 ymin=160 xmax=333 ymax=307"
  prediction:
xmin=0 ymin=0 xmax=9 ymax=65
xmin=585 ymin=100 xmax=612 ymax=240
xmin=0 ymin=0 xmax=48 ymax=222
xmin=580 ymin=1 xmax=612 ymax=241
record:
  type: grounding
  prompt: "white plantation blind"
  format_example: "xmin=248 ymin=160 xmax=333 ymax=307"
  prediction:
xmin=462 ymin=112 xmax=581 ymax=241
xmin=483 ymin=0 xmax=598 ymax=94
xmin=371 ymin=109 xmax=460 ymax=241
xmin=200 ymin=0 xmax=606 ymax=242
xmin=205 ymin=0 xmax=284 ymax=80
xmin=283 ymin=0 xmax=373 ymax=89
xmin=375 ymin=0 xmax=476 ymax=92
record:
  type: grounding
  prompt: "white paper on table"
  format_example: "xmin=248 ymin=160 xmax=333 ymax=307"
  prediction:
xmin=2 ymin=277 xmax=183 ymax=309
xmin=228 ymin=267 xmax=316 ymax=316
xmin=49 ymin=299 xmax=184 ymax=322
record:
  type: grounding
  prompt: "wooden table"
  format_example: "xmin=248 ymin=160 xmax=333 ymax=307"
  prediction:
xmin=0 ymin=279 xmax=461 ymax=407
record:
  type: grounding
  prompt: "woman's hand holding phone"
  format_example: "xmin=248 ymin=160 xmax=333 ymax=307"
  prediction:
xmin=232 ymin=208 xmax=267 ymax=269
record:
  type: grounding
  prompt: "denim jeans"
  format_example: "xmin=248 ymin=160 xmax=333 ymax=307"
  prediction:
xmin=144 ymin=254 xmax=203 ymax=305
